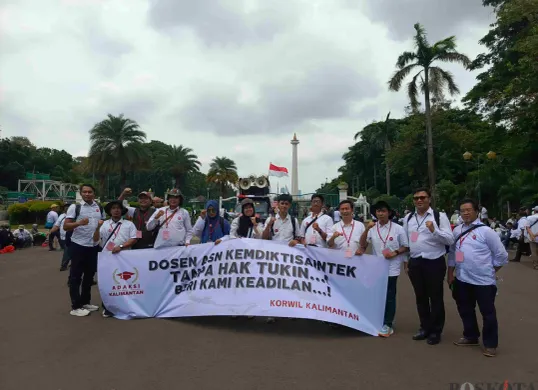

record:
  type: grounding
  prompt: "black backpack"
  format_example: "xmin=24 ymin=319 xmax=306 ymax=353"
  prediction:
xmin=270 ymin=216 xmax=298 ymax=240
xmin=65 ymin=204 xmax=104 ymax=247
xmin=406 ymin=210 xmax=450 ymax=254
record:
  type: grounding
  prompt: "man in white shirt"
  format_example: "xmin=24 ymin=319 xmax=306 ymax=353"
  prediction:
xmin=146 ymin=188 xmax=193 ymax=249
xmin=358 ymin=201 xmax=409 ymax=337
xmin=448 ymin=198 xmax=508 ymax=357
xmin=46 ymin=204 xmax=60 ymax=251
xmin=63 ymin=184 xmax=106 ymax=317
xmin=333 ymin=209 xmax=341 ymax=223
xmin=262 ymin=194 xmax=300 ymax=246
xmin=403 ymin=187 xmax=454 ymax=345
xmin=50 ymin=204 xmax=71 ymax=271
xmin=511 ymin=207 xmax=531 ymax=262
xmin=327 ymin=200 xmax=365 ymax=255
xmin=525 ymin=207 xmax=538 ymax=270
xmin=93 ymin=200 xmax=138 ymax=318
xmin=479 ymin=204 xmax=489 ymax=224
xmin=298 ymin=194 xmax=333 ymax=248
xmin=13 ymin=225 xmax=33 ymax=249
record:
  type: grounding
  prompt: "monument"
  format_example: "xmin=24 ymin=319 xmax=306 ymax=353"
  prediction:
xmin=291 ymin=133 xmax=299 ymax=197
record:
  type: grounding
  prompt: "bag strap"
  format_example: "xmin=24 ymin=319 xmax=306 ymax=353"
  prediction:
xmin=102 ymin=222 xmax=122 ymax=247
xmin=305 ymin=215 xmax=320 ymax=233
xmin=530 ymin=219 xmax=538 ymax=228
xmin=454 ymin=224 xmax=485 ymax=243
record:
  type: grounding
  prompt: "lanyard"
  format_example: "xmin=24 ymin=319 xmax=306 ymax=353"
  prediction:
xmin=340 ymin=221 xmax=355 ymax=247
xmin=108 ymin=221 xmax=122 ymax=240
xmin=458 ymin=227 xmax=473 ymax=249
xmin=137 ymin=209 xmax=149 ymax=230
xmin=164 ymin=208 xmax=178 ymax=228
xmin=376 ymin=221 xmax=392 ymax=248
xmin=415 ymin=213 xmax=429 ymax=230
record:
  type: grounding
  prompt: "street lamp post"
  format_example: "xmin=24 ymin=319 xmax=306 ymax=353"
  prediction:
xmin=463 ymin=151 xmax=497 ymax=205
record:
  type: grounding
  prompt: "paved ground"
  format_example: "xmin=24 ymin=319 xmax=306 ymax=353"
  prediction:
xmin=0 ymin=247 xmax=536 ymax=390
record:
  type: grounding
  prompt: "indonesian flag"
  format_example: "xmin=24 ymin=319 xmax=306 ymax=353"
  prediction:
xmin=268 ymin=163 xmax=289 ymax=177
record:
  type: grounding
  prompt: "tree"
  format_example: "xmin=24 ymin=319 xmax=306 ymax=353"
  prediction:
xmin=156 ymin=145 xmax=201 ymax=189
xmin=388 ymin=23 xmax=471 ymax=202
xmin=88 ymin=114 xmax=148 ymax=187
xmin=206 ymin=157 xmax=238 ymax=198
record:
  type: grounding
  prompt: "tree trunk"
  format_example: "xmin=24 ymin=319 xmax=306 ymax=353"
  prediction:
xmin=373 ymin=162 xmax=377 ymax=189
xmin=120 ymin=168 xmax=126 ymax=189
xmin=424 ymin=68 xmax=436 ymax=206
xmin=385 ymin=138 xmax=391 ymax=195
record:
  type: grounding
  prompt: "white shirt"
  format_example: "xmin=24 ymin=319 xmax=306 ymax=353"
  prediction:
xmin=481 ymin=207 xmax=488 ymax=220
xmin=264 ymin=213 xmax=299 ymax=244
xmin=526 ymin=215 xmax=538 ymax=242
xmin=66 ymin=201 xmax=106 ymax=247
xmin=146 ymin=207 xmax=193 ymax=249
xmin=448 ymin=219 xmax=508 ymax=286
xmin=366 ymin=221 xmax=409 ymax=277
xmin=99 ymin=218 xmax=138 ymax=252
xmin=327 ymin=220 xmax=365 ymax=254
xmin=55 ymin=213 xmax=68 ymax=240
xmin=46 ymin=210 xmax=58 ymax=225
xmin=14 ymin=229 xmax=32 ymax=241
xmin=403 ymin=208 xmax=454 ymax=259
xmin=517 ymin=216 xmax=530 ymax=242
xmin=230 ymin=217 xmax=264 ymax=239
xmin=299 ymin=212 xmax=333 ymax=248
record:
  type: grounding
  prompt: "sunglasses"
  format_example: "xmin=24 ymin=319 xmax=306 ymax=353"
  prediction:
xmin=413 ymin=196 xmax=428 ymax=201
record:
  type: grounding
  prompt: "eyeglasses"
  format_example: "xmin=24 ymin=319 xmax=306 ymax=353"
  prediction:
xmin=207 ymin=208 xmax=216 ymax=213
xmin=413 ymin=196 xmax=428 ymax=201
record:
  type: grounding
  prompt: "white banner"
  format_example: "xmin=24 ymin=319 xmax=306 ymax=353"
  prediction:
xmin=98 ymin=239 xmax=390 ymax=336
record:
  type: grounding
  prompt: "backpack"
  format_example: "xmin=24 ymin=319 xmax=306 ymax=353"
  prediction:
xmin=406 ymin=209 xmax=450 ymax=254
xmin=65 ymin=204 xmax=104 ymax=247
xmin=271 ymin=216 xmax=298 ymax=240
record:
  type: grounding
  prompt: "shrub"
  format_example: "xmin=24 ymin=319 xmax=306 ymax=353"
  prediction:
xmin=9 ymin=200 xmax=65 ymax=224
xmin=128 ymin=201 xmax=140 ymax=208
xmin=8 ymin=203 xmax=30 ymax=224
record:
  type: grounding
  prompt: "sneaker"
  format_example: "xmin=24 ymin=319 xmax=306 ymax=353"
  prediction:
xmin=82 ymin=304 xmax=99 ymax=312
xmin=483 ymin=348 xmax=497 ymax=357
xmin=70 ymin=308 xmax=90 ymax=317
xmin=378 ymin=325 xmax=394 ymax=338
xmin=102 ymin=309 xmax=114 ymax=318
xmin=266 ymin=317 xmax=276 ymax=324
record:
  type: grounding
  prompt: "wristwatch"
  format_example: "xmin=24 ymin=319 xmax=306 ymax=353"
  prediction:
xmin=119 ymin=244 xmax=124 ymax=250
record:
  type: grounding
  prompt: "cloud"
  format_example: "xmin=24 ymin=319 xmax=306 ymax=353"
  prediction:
xmin=147 ymin=0 xmax=298 ymax=45
xmin=357 ymin=0 xmax=494 ymax=41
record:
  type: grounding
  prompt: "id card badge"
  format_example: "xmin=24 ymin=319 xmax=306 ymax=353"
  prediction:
xmin=382 ymin=248 xmax=392 ymax=257
xmin=410 ymin=231 xmax=419 ymax=242
xmin=136 ymin=230 xmax=142 ymax=239
xmin=456 ymin=251 xmax=464 ymax=263
xmin=162 ymin=230 xmax=170 ymax=240
xmin=309 ymin=235 xmax=317 ymax=245
xmin=345 ymin=248 xmax=353 ymax=258
xmin=106 ymin=241 xmax=115 ymax=251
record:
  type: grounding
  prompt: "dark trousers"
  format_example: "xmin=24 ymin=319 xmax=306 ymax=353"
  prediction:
xmin=408 ymin=256 xmax=446 ymax=335
xmin=60 ymin=241 xmax=70 ymax=269
xmin=452 ymin=278 xmax=498 ymax=348
xmin=513 ymin=235 xmax=531 ymax=261
xmin=384 ymin=276 xmax=398 ymax=327
xmin=49 ymin=230 xmax=61 ymax=250
xmin=68 ymin=242 xmax=98 ymax=310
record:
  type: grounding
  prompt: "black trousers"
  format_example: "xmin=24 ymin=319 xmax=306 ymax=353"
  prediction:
xmin=68 ymin=242 xmax=98 ymax=310
xmin=452 ymin=278 xmax=498 ymax=348
xmin=513 ymin=235 xmax=531 ymax=261
xmin=49 ymin=230 xmax=61 ymax=250
xmin=408 ymin=256 xmax=446 ymax=335
xmin=384 ymin=276 xmax=398 ymax=327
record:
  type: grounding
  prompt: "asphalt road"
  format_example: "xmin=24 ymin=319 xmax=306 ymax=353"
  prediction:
xmin=0 ymin=247 xmax=537 ymax=390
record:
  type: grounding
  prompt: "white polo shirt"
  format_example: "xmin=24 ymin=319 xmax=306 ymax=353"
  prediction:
xmin=55 ymin=213 xmax=68 ymax=240
xmin=366 ymin=221 xmax=409 ymax=277
xmin=264 ymin=213 xmax=300 ymax=244
xmin=299 ymin=213 xmax=333 ymax=248
xmin=66 ymin=201 xmax=106 ymax=247
xmin=99 ymin=218 xmax=138 ymax=252
xmin=146 ymin=207 xmax=193 ymax=248
xmin=327 ymin=220 xmax=365 ymax=254
xmin=402 ymin=208 xmax=454 ymax=259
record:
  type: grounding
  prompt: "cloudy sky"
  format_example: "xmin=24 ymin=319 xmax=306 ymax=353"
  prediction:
xmin=0 ymin=0 xmax=494 ymax=193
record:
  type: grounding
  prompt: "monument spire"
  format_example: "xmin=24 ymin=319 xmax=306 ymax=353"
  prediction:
xmin=291 ymin=133 xmax=299 ymax=197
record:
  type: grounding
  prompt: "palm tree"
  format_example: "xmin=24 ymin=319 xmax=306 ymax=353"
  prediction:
xmin=388 ymin=23 xmax=471 ymax=201
xmin=156 ymin=145 xmax=201 ymax=189
xmin=88 ymin=114 xmax=147 ymax=187
xmin=207 ymin=157 xmax=239 ymax=198
xmin=354 ymin=112 xmax=394 ymax=195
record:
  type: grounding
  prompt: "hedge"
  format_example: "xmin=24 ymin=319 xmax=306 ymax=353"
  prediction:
xmin=8 ymin=200 xmax=65 ymax=225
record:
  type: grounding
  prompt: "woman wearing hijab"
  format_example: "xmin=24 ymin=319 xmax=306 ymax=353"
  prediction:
xmin=193 ymin=200 xmax=231 ymax=244
xmin=230 ymin=199 xmax=264 ymax=239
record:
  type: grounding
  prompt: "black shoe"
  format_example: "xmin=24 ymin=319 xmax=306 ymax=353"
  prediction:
xmin=412 ymin=329 xmax=428 ymax=341
xmin=60 ymin=267 xmax=67 ymax=272
xmin=427 ymin=334 xmax=441 ymax=345
xmin=91 ymin=280 xmax=97 ymax=286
